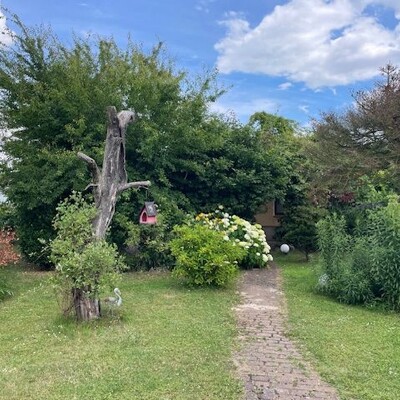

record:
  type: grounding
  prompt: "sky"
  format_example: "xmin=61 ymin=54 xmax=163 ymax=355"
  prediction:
xmin=3 ymin=0 xmax=400 ymax=126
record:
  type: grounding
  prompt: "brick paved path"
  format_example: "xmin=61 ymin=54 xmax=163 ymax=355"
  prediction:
xmin=234 ymin=263 xmax=339 ymax=400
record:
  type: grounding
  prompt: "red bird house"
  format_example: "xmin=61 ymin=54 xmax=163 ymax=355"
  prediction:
xmin=139 ymin=201 xmax=157 ymax=224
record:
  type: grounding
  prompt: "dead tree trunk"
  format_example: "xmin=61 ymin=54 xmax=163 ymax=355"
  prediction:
xmin=73 ymin=287 xmax=101 ymax=321
xmin=75 ymin=106 xmax=150 ymax=321
xmin=78 ymin=106 xmax=151 ymax=239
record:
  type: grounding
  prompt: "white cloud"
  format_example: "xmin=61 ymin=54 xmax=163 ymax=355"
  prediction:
xmin=299 ymin=105 xmax=310 ymax=113
xmin=196 ymin=0 xmax=215 ymax=13
xmin=215 ymin=0 xmax=400 ymax=88
xmin=278 ymin=82 xmax=293 ymax=90
xmin=0 ymin=11 xmax=13 ymax=46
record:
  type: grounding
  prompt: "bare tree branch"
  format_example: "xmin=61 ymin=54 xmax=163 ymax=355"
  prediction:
xmin=118 ymin=181 xmax=151 ymax=193
xmin=84 ymin=183 xmax=99 ymax=191
xmin=77 ymin=152 xmax=100 ymax=183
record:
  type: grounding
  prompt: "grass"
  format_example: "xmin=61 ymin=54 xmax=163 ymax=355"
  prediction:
xmin=276 ymin=251 xmax=400 ymax=400
xmin=0 ymin=264 xmax=242 ymax=400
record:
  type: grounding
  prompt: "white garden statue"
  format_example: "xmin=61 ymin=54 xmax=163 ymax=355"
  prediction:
xmin=104 ymin=288 xmax=122 ymax=307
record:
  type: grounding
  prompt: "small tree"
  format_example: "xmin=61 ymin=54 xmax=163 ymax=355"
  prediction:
xmin=51 ymin=106 xmax=150 ymax=321
xmin=277 ymin=204 xmax=323 ymax=261
xmin=50 ymin=193 xmax=125 ymax=320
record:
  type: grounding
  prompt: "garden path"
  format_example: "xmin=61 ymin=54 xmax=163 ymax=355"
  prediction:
xmin=234 ymin=263 xmax=339 ymax=400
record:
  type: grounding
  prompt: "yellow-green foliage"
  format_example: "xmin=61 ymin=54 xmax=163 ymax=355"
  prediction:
xmin=170 ymin=224 xmax=245 ymax=286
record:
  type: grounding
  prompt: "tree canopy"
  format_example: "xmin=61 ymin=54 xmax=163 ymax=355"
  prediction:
xmin=309 ymin=64 xmax=400 ymax=197
xmin=0 ymin=12 xmax=291 ymax=264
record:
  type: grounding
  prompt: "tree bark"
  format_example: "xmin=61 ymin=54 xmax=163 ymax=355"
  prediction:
xmin=78 ymin=106 xmax=151 ymax=240
xmin=75 ymin=106 xmax=150 ymax=321
xmin=72 ymin=288 xmax=101 ymax=321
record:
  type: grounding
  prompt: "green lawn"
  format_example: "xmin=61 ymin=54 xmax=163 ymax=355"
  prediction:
xmin=277 ymin=252 xmax=400 ymax=400
xmin=0 ymin=265 xmax=242 ymax=400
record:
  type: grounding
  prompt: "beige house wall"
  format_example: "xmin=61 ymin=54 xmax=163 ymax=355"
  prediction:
xmin=254 ymin=201 xmax=281 ymax=242
xmin=254 ymin=201 xmax=281 ymax=227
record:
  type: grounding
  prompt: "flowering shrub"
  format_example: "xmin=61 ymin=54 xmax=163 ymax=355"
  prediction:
xmin=0 ymin=230 xmax=19 ymax=301
xmin=193 ymin=206 xmax=273 ymax=269
xmin=0 ymin=230 xmax=20 ymax=266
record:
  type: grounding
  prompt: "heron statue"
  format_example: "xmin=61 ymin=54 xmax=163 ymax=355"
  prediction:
xmin=104 ymin=288 xmax=122 ymax=314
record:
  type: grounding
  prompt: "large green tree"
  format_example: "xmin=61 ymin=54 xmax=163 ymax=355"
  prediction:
xmin=309 ymin=64 xmax=400 ymax=197
xmin=248 ymin=112 xmax=323 ymax=259
xmin=0 ymin=12 xmax=288 ymax=264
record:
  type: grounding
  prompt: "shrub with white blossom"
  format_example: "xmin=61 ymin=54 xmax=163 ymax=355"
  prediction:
xmin=193 ymin=206 xmax=273 ymax=269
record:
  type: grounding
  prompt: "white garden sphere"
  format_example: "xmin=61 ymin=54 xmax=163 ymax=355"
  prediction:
xmin=280 ymin=244 xmax=290 ymax=254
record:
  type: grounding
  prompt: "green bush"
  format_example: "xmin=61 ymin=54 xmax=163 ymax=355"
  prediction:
xmin=317 ymin=198 xmax=400 ymax=308
xmin=170 ymin=224 xmax=245 ymax=287
xmin=368 ymin=197 xmax=400 ymax=309
xmin=111 ymin=211 xmax=175 ymax=271
xmin=317 ymin=213 xmax=350 ymax=278
xmin=276 ymin=204 xmax=324 ymax=261
xmin=0 ymin=202 xmax=17 ymax=230
xmin=109 ymin=191 xmax=187 ymax=271
xmin=316 ymin=214 xmax=374 ymax=304
xmin=50 ymin=193 xmax=125 ymax=312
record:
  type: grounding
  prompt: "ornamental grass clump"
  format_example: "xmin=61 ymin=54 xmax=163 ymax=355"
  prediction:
xmin=194 ymin=206 xmax=273 ymax=269
xmin=317 ymin=196 xmax=400 ymax=309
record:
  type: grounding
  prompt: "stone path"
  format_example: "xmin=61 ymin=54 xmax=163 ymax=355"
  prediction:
xmin=234 ymin=263 xmax=339 ymax=400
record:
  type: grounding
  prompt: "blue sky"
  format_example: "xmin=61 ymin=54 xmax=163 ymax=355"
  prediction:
xmin=3 ymin=0 xmax=400 ymax=126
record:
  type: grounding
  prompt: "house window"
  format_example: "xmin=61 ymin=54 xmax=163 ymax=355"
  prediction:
xmin=274 ymin=200 xmax=284 ymax=216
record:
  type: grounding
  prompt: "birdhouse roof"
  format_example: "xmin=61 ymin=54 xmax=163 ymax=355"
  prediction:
xmin=141 ymin=201 xmax=157 ymax=217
